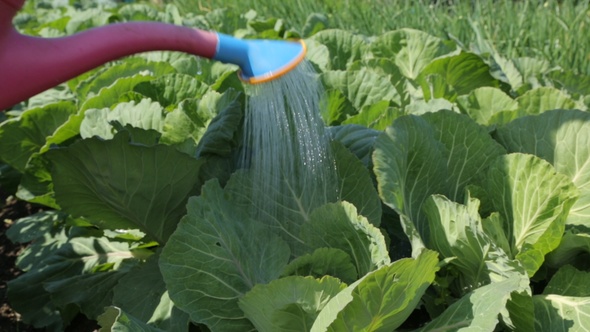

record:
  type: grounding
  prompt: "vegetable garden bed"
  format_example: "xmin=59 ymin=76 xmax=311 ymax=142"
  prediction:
xmin=2 ymin=1 xmax=590 ymax=331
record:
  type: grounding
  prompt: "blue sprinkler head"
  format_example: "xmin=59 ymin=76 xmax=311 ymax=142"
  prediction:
xmin=212 ymin=33 xmax=306 ymax=84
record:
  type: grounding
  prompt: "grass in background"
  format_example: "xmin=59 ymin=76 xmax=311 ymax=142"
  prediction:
xmin=171 ymin=0 xmax=590 ymax=76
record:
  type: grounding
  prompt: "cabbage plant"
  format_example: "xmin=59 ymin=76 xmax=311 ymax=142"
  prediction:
xmin=2 ymin=1 xmax=590 ymax=331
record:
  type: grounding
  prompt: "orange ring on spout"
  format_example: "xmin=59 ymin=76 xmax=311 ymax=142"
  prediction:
xmin=239 ymin=40 xmax=307 ymax=85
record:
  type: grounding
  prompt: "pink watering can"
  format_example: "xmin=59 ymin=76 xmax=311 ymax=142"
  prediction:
xmin=0 ymin=0 xmax=306 ymax=110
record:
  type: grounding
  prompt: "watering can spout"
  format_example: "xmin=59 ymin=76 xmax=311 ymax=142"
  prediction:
xmin=0 ymin=0 xmax=306 ymax=110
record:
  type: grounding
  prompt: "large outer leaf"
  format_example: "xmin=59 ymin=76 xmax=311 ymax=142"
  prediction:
xmin=493 ymin=87 xmax=582 ymax=124
xmin=80 ymin=99 xmax=165 ymax=139
xmin=301 ymin=201 xmax=390 ymax=276
xmin=328 ymin=125 xmax=380 ymax=167
xmin=374 ymin=111 xmax=503 ymax=241
xmin=44 ymin=259 xmax=135 ymax=320
xmin=0 ymin=102 xmax=77 ymax=171
xmin=348 ymin=58 xmax=408 ymax=107
xmin=112 ymin=254 xmax=190 ymax=331
xmin=47 ymin=131 xmax=203 ymax=243
xmin=343 ymin=101 xmax=401 ymax=131
xmin=301 ymin=13 xmax=328 ymax=37
xmin=419 ymin=52 xmax=500 ymax=97
xmin=169 ymin=90 xmax=243 ymax=187
xmin=505 ymin=291 xmax=536 ymax=331
xmin=75 ymin=57 xmax=175 ymax=101
xmin=373 ymin=115 xmax=447 ymax=240
xmin=225 ymin=170 xmax=313 ymax=256
xmin=8 ymin=236 xmax=134 ymax=328
xmin=15 ymin=152 xmax=60 ymax=208
xmin=311 ymin=249 xmax=439 ymax=332
xmin=544 ymin=265 xmax=590 ymax=297
xmin=495 ymin=110 xmax=590 ymax=228
xmin=370 ymin=28 xmax=457 ymax=80
xmin=305 ymin=39 xmax=331 ymax=72
xmin=64 ymin=8 xmax=113 ymax=34
xmin=7 ymin=213 xmax=70 ymax=275
xmin=239 ymin=276 xmax=345 ymax=332
xmin=159 ymin=99 xmax=204 ymax=145
xmin=514 ymin=56 xmax=550 ymax=79
xmin=536 ymin=266 xmax=590 ymax=330
xmin=40 ymin=110 xmax=86 ymax=153
xmin=225 ymin=142 xmax=382 ymax=257
xmin=194 ymin=89 xmax=243 ymax=156
xmin=309 ymin=29 xmax=366 ymax=70
xmin=547 ymin=70 xmax=590 ymax=98
xmin=6 ymin=210 xmax=65 ymax=244
xmin=478 ymin=153 xmax=578 ymax=276
xmin=422 ymin=110 xmax=506 ymax=202
xmin=404 ymin=98 xmax=456 ymax=115
xmin=320 ymin=68 xmax=397 ymax=112
xmin=139 ymin=52 xmax=203 ymax=76
xmin=418 ymin=275 xmax=526 ymax=332
xmin=332 ymin=142 xmax=382 ymax=226
xmin=516 ymin=87 xmax=580 ymax=115
xmin=486 ymin=54 xmax=524 ymax=92
xmin=533 ymin=295 xmax=590 ymax=331
xmin=456 ymin=87 xmax=519 ymax=125
xmin=321 ymin=88 xmax=357 ymax=125
xmin=499 ymin=55 xmax=552 ymax=95
xmin=159 ymin=180 xmax=291 ymax=332
xmin=160 ymin=89 xmax=241 ymax=149
xmin=424 ymin=195 xmax=525 ymax=292
xmin=134 ymin=73 xmax=210 ymax=107
xmin=80 ymin=74 xmax=155 ymax=111
xmin=98 ymin=307 xmax=165 ymax=332
xmin=423 ymin=193 xmax=533 ymax=330
xmin=545 ymin=230 xmax=590 ymax=268
xmin=24 ymin=85 xmax=75 ymax=110
xmin=281 ymin=248 xmax=358 ymax=284
xmin=5 ymin=223 xmax=68 ymax=329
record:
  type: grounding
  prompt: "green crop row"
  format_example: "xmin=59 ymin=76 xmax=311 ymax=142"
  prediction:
xmin=171 ymin=0 xmax=590 ymax=76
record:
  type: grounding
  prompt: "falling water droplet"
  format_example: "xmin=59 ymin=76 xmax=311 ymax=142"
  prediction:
xmin=196 ymin=59 xmax=202 ymax=76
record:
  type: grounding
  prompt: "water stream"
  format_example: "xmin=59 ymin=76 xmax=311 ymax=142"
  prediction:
xmin=241 ymin=60 xmax=338 ymax=223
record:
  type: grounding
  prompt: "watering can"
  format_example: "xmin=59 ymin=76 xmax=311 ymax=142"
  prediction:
xmin=0 ymin=0 xmax=306 ymax=110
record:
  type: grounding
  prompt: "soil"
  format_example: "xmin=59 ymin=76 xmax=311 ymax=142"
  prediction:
xmin=0 ymin=189 xmax=99 ymax=332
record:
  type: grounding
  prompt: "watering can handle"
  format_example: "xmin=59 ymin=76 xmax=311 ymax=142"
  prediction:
xmin=0 ymin=0 xmax=306 ymax=110
xmin=0 ymin=0 xmax=23 ymax=36
xmin=0 ymin=0 xmax=220 ymax=110
xmin=1 ymin=0 xmax=23 ymax=10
